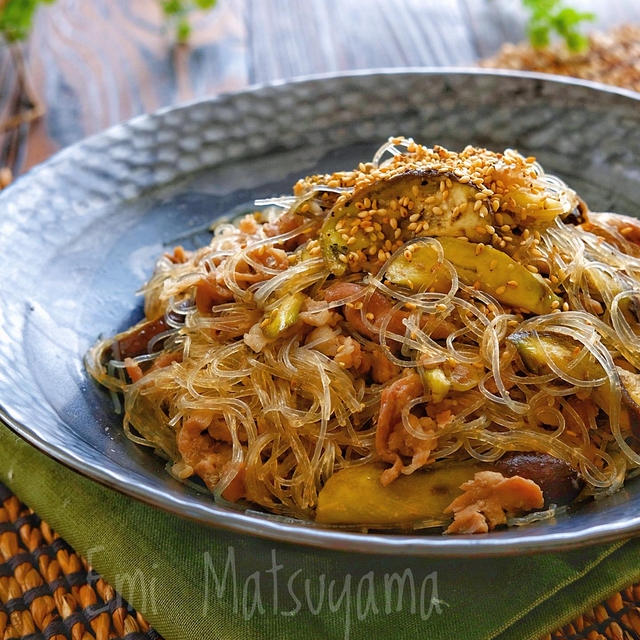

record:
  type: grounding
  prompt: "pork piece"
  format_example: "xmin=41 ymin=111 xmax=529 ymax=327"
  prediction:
xmin=374 ymin=372 xmax=439 ymax=485
xmin=177 ymin=412 xmax=245 ymax=501
xmin=165 ymin=245 xmax=190 ymax=264
xmin=323 ymin=282 xmax=456 ymax=344
xmin=370 ymin=348 xmax=400 ymax=383
xmin=494 ymin=452 xmax=582 ymax=507
xmin=305 ymin=325 xmax=399 ymax=382
xmin=444 ymin=471 xmax=544 ymax=534
xmin=305 ymin=325 xmax=367 ymax=373
xmin=264 ymin=210 xmax=304 ymax=238
xmin=263 ymin=211 xmax=310 ymax=250
xmin=195 ymin=276 xmax=235 ymax=313
xmin=299 ymin=297 xmax=341 ymax=328
xmin=581 ymin=211 xmax=640 ymax=257
xmin=375 ymin=373 xmax=424 ymax=462
xmin=196 ymin=246 xmax=289 ymax=314
xmin=324 ymin=282 xmax=408 ymax=341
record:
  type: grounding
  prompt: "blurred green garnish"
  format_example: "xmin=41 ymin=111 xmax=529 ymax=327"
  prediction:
xmin=160 ymin=0 xmax=217 ymax=44
xmin=0 ymin=0 xmax=56 ymax=43
xmin=522 ymin=0 xmax=595 ymax=52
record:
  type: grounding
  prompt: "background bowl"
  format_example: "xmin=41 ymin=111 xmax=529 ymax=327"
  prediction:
xmin=1 ymin=69 xmax=640 ymax=557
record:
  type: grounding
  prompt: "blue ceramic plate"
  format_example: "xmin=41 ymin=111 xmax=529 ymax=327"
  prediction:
xmin=2 ymin=70 xmax=640 ymax=556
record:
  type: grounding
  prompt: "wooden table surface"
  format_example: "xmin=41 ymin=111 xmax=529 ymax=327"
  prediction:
xmin=1 ymin=0 xmax=640 ymax=176
xmin=0 ymin=4 xmax=639 ymax=640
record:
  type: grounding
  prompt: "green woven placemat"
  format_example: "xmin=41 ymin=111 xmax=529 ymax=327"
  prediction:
xmin=3 ymin=424 xmax=640 ymax=640
xmin=4 ymin=478 xmax=640 ymax=640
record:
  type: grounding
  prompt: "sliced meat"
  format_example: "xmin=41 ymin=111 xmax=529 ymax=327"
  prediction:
xmin=375 ymin=372 xmax=424 ymax=463
xmin=334 ymin=336 xmax=365 ymax=370
xmin=323 ymin=282 xmax=457 ymax=344
xmin=195 ymin=276 xmax=235 ymax=313
xmin=323 ymin=282 xmax=408 ymax=341
xmin=264 ymin=210 xmax=304 ymax=238
xmin=305 ymin=326 xmax=371 ymax=375
xmin=374 ymin=372 xmax=437 ymax=485
xmin=165 ymin=245 xmax=190 ymax=264
xmin=299 ymin=298 xmax=341 ymax=328
xmin=263 ymin=211 xmax=310 ymax=249
xmin=150 ymin=351 xmax=183 ymax=372
xmin=380 ymin=414 xmax=438 ymax=486
xmin=196 ymin=247 xmax=289 ymax=314
xmin=177 ymin=412 xmax=245 ymax=501
xmin=444 ymin=471 xmax=544 ymax=534
xmin=370 ymin=348 xmax=400 ymax=384
xmin=581 ymin=211 xmax=640 ymax=257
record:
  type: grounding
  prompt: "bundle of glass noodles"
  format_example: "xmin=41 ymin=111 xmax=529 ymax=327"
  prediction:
xmin=86 ymin=137 xmax=640 ymax=534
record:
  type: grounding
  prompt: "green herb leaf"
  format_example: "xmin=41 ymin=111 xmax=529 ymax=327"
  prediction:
xmin=176 ymin=17 xmax=191 ymax=43
xmin=565 ymin=31 xmax=589 ymax=52
xmin=158 ymin=0 xmax=217 ymax=44
xmin=0 ymin=0 xmax=56 ymax=43
xmin=162 ymin=0 xmax=183 ymax=16
xmin=521 ymin=0 xmax=595 ymax=52
xmin=527 ymin=24 xmax=550 ymax=49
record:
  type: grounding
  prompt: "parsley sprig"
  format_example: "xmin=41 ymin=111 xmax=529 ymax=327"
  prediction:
xmin=0 ymin=0 xmax=56 ymax=43
xmin=160 ymin=0 xmax=217 ymax=44
xmin=0 ymin=0 xmax=218 ymax=46
xmin=523 ymin=0 xmax=595 ymax=52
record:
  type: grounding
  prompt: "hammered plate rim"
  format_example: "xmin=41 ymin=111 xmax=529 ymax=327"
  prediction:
xmin=2 ymin=68 xmax=640 ymax=557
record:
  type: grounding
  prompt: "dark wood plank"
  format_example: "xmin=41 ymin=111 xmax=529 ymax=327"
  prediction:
xmin=385 ymin=0 xmax=477 ymax=66
xmin=246 ymin=0 xmax=479 ymax=80
xmin=460 ymin=0 xmax=524 ymax=58
xmin=3 ymin=0 xmax=640 ymax=175
xmin=246 ymin=0 xmax=342 ymax=80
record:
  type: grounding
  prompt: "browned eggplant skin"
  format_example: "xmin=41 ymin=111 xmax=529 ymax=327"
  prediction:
xmin=618 ymin=368 xmax=640 ymax=440
xmin=493 ymin=451 xmax=583 ymax=507
xmin=109 ymin=300 xmax=192 ymax=361
xmin=111 ymin=317 xmax=169 ymax=360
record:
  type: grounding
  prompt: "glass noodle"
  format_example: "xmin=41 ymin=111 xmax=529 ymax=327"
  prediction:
xmin=85 ymin=137 xmax=640 ymax=520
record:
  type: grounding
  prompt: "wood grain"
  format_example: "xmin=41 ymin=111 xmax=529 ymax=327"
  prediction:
xmin=1 ymin=0 xmax=638 ymax=174
xmin=14 ymin=0 xmax=248 ymax=171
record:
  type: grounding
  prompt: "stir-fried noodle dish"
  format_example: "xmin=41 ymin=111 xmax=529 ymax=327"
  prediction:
xmin=87 ymin=137 xmax=640 ymax=534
